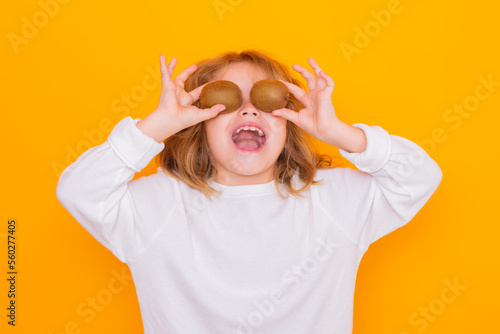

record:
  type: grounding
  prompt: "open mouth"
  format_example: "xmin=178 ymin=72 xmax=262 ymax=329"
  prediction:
xmin=231 ymin=125 xmax=267 ymax=151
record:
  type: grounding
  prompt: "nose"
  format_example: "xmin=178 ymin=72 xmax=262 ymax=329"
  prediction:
xmin=237 ymin=100 xmax=261 ymax=117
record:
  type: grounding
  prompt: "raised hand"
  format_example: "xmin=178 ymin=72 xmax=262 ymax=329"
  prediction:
xmin=137 ymin=55 xmax=226 ymax=143
xmin=271 ymin=57 xmax=340 ymax=145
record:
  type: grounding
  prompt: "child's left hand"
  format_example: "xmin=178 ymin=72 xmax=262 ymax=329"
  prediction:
xmin=271 ymin=57 xmax=340 ymax=145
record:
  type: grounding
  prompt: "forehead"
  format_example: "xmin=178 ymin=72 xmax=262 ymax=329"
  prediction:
xmin=213 ymin=62 xmax=268 ymax=85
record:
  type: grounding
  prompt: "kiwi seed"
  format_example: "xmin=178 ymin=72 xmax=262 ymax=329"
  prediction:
xmin=199 ymin=80 xmax=242 ymax=114
xmin=250 ymin=79 xmax=290 ymax=112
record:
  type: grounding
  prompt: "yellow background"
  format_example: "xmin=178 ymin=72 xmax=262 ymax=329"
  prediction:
xmin=1 ymin=0 xmax=498 ymax=332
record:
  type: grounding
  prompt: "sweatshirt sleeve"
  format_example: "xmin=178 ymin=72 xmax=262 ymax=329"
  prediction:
xmin=55 ymin=116 xmax=166 ymax=263
xmin=318 ymin=123 xmax=443 ymax=252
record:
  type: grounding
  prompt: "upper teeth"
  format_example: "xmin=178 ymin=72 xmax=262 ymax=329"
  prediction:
xmin=234 ymin=126 xmax=264 ymax=137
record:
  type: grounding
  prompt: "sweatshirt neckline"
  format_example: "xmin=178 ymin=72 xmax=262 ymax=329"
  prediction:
xmin=209 ymin=178 xmax=277 ymax=197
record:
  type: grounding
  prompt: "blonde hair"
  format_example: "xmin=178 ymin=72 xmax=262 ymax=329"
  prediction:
xmin=156 ymin=49 xmax=337 ymax=199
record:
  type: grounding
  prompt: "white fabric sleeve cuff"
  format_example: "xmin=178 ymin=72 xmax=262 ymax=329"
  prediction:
xmin=107 ymin=116 xmax=166 ymax=172
xmin=338 ymin=123 xmax=392 ymax=174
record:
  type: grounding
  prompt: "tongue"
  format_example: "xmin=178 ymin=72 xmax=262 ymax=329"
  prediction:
xmin=233 ymin=130 xmax=262 ymax=151
xmin=236 ymin=139 xmax=259 ymax=150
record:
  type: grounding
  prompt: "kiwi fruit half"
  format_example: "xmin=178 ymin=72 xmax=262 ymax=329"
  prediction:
xmin=250 ymin=79 xmax=290 ymax=112
xmin=199 ymin=80 xmax=242 ymax=114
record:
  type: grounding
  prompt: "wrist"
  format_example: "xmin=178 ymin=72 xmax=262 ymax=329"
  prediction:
xmin=327 ymin=120 xmax=367 ymax=153
xmin=136 ymin=109 xmax=175 ymax=143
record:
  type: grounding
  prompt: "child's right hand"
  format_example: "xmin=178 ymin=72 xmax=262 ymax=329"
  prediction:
xmin=136 ymin=55 xmax=226 ymax=143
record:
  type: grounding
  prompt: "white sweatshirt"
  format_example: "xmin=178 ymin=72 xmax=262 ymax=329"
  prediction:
xmin=56 ymin=116 xmax=443 ymax=334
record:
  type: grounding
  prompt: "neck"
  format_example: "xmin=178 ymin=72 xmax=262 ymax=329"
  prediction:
xmin=214 ymin=170 xmax=274 ymax=186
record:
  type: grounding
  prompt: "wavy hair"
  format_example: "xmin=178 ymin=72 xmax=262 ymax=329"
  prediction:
xmin=156 ymin=49 xmax=337 ymax=199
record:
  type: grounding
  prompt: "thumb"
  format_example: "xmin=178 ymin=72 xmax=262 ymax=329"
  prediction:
xmin=199 ymin=104 xmax=226 ymax=121
xmin=271 ymin=108 xmax=298 ymax=124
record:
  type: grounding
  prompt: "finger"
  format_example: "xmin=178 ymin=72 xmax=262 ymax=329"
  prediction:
xmin=167 ymin=57 xmax=177 ymax=78
xmin=187 ymin=82 xmax=208 ymax=101
xmin=308 ymin=57 xmax=327 ymax=90
xmin=278 ymin=80 xmax=311 ymax=108
xmin=271 ymin=107 xmax=302 ymax=126
xmin=197 ymin=104 xmax=227 ymax=121
xmin=319 ymin=71 xmax=335 ymax=95
xmin=292 ymin=63 xmax=316 ymax=91
xmin=182 ymin=79 xmax=226 ymax=107
xmin=308 ymin=57 xmax=323 ymax=78
xmin=174 ymin=63 xmax=198 ymax=88
xmin=186 ymin=80 xmax=220 ymax=105
xmin=209 ymin=104 xmax=227 ymax=115
xmin=159 ymin=54 xmax=170 ymax=81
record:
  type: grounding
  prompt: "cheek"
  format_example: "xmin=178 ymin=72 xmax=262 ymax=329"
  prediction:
xmin=269 ymin=121 xmax=288 ymax=146
xmin=277 ymin=126 xmax=288 ymax=151
xmin=268 ymin=118 xmax=287 ymax=137
xmin=205 ymin=125 xmax=229 ymax=155
xmin=205 ymin=115 xmax=232 ymax=141
xmin=205 ymin=120 xmax=221 ymax=139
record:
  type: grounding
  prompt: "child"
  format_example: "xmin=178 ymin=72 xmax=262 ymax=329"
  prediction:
xmin=56 ymin=49 xmax=443 ymax=334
